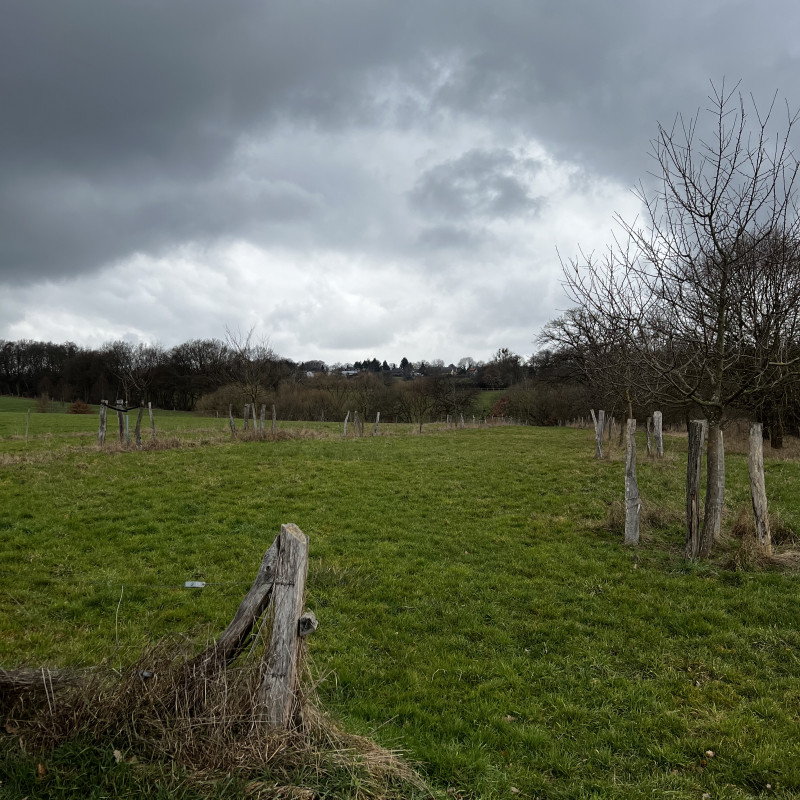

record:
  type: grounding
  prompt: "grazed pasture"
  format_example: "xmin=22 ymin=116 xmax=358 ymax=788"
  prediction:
xmin=2 ymin=399 xmax=800 ymax=799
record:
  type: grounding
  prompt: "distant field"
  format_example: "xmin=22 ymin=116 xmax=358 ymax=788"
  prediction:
xmin=2 ymin=401 xmax=800 ymax=798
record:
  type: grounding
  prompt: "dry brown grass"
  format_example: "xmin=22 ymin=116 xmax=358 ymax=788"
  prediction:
xmin=605 ymin=498 xmax=684 ymax=539
xmin=728 ymin=504 xmax=800 ymax=571
xmin=1 ymin=636 xmax=430 ymax=799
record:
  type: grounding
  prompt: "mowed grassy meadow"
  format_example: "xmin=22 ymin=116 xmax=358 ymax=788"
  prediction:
xmin=2 ymin=396 xmax=800 ymax=798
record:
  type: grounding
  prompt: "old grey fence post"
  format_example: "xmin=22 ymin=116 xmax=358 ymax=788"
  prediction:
xmin=243 ymin=403 xmax=250 ymax=432
xmin=653 ymin=410 xmax=663 ymax=458
xmin=259 ymin=523 xmax=311 ymax=729
xmin=116 ymin=399 xmax=125 ymax=444
xmin=624 ymin=419 xmax=640 ymax=545
xmin=98 ymin=401 xmax=107 ymax=446
xmin=134 ymin=405 xmax=144 ymax=450
xmin=685 ymin=420 xmax=707 ymax=560
xmin=343 ymin=410 xmax=350 ymax=437
xmin=148 ymin=402 xmax=155 ymax=439
xmin=593 ymin=410 xmax=605 ymax=459
xmin=260 ymin=404 xmax=266 ymax=435
xmin=271 ymin=404 xmax=277 ymax=435
xmin=646 ymin=416 xmax=653 ymax=457
xmin=372 ymin=411 xmax=380 ymax=435
xmin=748 ymin=422 xmax=772 ymax=555
xmin=229 ymin=404 xmax=235 ymax=435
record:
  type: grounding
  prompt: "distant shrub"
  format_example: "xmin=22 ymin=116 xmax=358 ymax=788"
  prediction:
xmin=68 ymin=400 xmax=91 ymax=415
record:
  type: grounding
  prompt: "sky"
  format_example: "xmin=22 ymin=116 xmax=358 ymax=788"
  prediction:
xmin=2 ymin=0 xmax=800 ymax=366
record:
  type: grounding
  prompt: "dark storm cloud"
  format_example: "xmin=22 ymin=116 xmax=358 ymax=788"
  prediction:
xmin=2 ymin=0 xmax=800 ymax=288
xmin=409 ymin=149 xmax=544 ymax=221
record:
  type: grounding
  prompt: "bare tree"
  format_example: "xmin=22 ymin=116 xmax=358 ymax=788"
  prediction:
xmin=224 ymin=326 xmax=278 ymax=410
xmin=562 ymin=82 xmax=800 ymax=557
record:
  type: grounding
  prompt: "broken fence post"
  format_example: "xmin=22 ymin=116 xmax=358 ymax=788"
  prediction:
xmin=259 ymin=523 xmax=310 ymax=729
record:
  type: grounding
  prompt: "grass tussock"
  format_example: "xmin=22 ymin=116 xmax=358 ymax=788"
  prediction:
xmin=729 ymin=504 xmax=800 ymax=571
xmin=1 ymin=635 xmax=430 ymax=800
xmin=605 ymin=497 xmax=683 ymax=538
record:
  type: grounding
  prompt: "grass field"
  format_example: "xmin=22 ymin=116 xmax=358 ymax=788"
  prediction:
xmin=2 ymin=397 xmax=800 ymax=798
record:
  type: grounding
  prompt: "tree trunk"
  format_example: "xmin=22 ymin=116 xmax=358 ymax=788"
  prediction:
xmin=685 ymin=419 xmax=706 ymax=560
xmin=624 ymin=419 xmax=640 ymax=545
xmin=749 ymin=422 xmax=772 ymax=555
xmin=702 ymin=421 xmax=725 ymax=550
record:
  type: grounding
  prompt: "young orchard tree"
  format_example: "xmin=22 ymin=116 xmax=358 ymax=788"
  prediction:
xmin=562 ymin=83 xmax=800 ymax=558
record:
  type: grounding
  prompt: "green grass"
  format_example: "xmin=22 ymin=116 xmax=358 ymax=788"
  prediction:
xmin=2 ymin=408 xmax=800 ymax=798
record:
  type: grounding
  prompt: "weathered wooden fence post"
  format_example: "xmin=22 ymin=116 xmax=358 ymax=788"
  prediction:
xmin=25 ymin=407 xmax=30 ymax=441
xmin=372 ymin=411 xmax=380 ymax=435
xmin=343 ymin=410 xmax=350 ymax=437
xmin=653 ymin=410 xmax=663 ymax=458
xmin=243 ymin=404 xmax=250 ymax=432
xmin=271 ymin=404 xmax=277 ymax=435
xmin=260 ymin=404 xmax=266 ymax=436
xmin=116 ymin=399 xmax=125 ymax=444
xmin=259 ymin=523 xmax=310 ymax=729
xmin=98 ymin=401 xmax=107 ymax=446
xmin=134 ymin=405 xmax=144 ymax=450
xmin=646 ymin=416 xmax=653 ymax=457
xmin=748 ymin=422 xmax=772 ymax=555
xmin=148 ymin=402 xmax=155 ymax=440
xmin=592 ymin=410 xmax=605 ymax=459
xmin=624 ymin=419 xmax=640 ymax=545
xmin=685 ymin=419 xmax=707 ymax=560
xmin=229 ymin=404 xmax=235 ymax=435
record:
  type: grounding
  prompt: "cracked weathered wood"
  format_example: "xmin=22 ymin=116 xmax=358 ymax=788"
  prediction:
xmin=749 ymin=422 xmax=772 ymax=555
xmin=685 ymin=419 xmax=706 ymax=560
xmin=259 ymin=523 xmax=310 ymax=729
xmin=653 ymin=410 xmax=663 ymax=458
xmin=624 ymin=419 xmax=640 ymax=545
xmin=593 ymin=410 xmax=605 ymax=459
xmin=98 ymin=401 xmax=107 ymax=446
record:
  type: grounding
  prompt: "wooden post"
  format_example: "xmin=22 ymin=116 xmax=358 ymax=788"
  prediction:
xmin=25 ymin=407 xmax=31 ymax=441
xmin=117 ymin=399 xmax=125 ymax=444
xmin=460 ymin=414 xmax=465 ymax=428
xmin=98 ymin=401 xmax=107 ymax=446
xmin=148 ymin=402 xmax=155 ymax=439
xmin=271 ymin=404 xmax=277 ymax=435
xmin=229 ymin=404 xmax=235 ymax=435
xmin=748 ymin=422 xmax=772 ymax=555
xmin=260 ymin=404 xmax=266 ymax=435
xmin=594 ymin=410 xmax=605 ymax=459
xmin=343 ymin=410 xmax=350 ymax=437
xmin=259 ymin=523 xmax=310 ymax=729
xmin=624 ymin=419 xmax=640 ymax=545
xmin=653 ymin=410 xmax=663 ymax=458
xmin=134 ymin=405 xmax=144 ymax=450
xmin=373 ymin=411 xmax=380 ymax=435
xmin=243 ymin=404 xmax=250 ymax=432
xmin=354 ymin=410 xmax=363 ymax=437
xmin=685 ymin=420 xmax=706 ymax=560
xmin=646 ymin=416 xmax=653 ymax=457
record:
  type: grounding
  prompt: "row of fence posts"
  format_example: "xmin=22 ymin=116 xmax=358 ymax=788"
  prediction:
xmin=97 ymin=400 xmax=155 ymax=449
xmin=592 ymin=408 xmax=772 ymax=558
xmin=227 ymin=404 xmax=277 ymax=436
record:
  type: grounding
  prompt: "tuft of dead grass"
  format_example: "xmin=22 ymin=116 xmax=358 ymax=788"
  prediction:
xmin=605 ymin=498 xmax=683 ymax=538
xmin=728 ymin=504 xmax=800 ymax=572
xmin=1 ymin=636 xmax=430 ymax=799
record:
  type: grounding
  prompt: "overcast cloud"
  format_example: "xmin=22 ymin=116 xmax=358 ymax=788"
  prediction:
xmin=2 ymin=0 xmax=799 ymax=364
